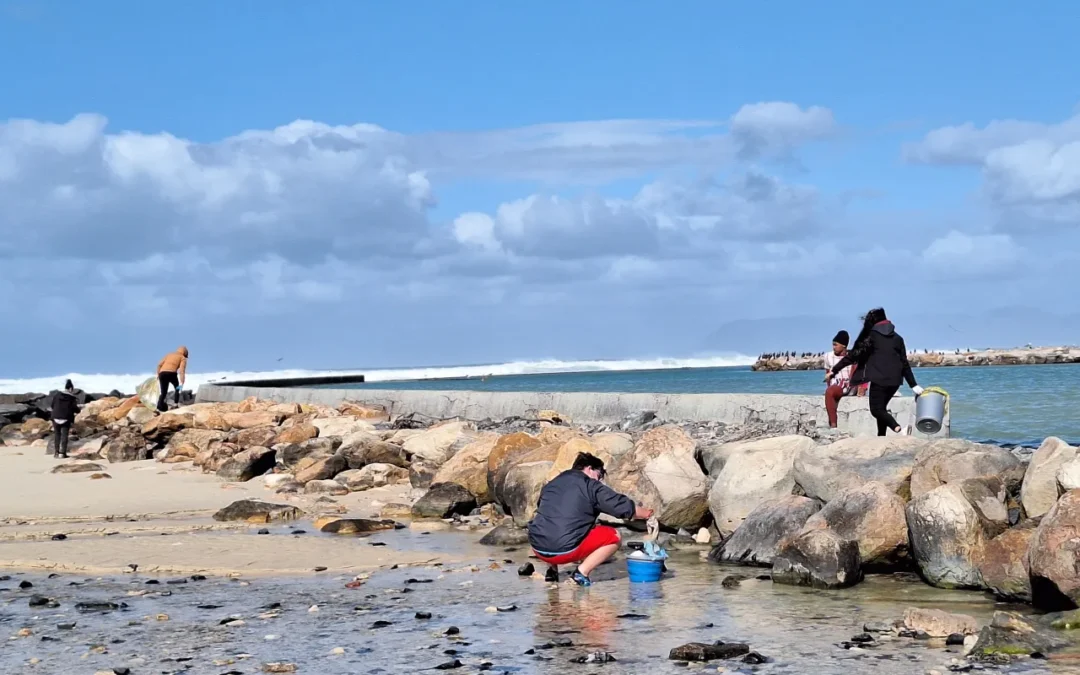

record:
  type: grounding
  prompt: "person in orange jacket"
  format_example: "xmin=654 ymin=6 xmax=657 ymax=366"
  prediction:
xmin=156 ymin=346 xmax=188 ymax=412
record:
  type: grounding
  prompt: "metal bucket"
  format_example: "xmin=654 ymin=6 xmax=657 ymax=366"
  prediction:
xmin=915 ymin=391 xmax=947 ymax=434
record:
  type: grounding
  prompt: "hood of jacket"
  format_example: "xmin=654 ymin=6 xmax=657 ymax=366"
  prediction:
xmin=56 ymin=389 xmax=76 ymax=401
xmin=872 ymin=320 xmax=896 ymax=337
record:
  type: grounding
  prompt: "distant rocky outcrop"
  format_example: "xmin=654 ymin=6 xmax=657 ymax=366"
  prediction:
xmin=752 ymin=345 xmax=1080 ymax=371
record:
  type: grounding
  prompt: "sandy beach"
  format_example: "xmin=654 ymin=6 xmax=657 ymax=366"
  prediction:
xmin=0 ymin=446 xmax=448 ymax=576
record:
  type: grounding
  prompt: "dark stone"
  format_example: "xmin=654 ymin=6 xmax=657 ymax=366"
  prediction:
xmin=619 ymin=410 xmax=659 ymax=432
xmin=51 ymin=534 xmax=67 ymax=541
xmin=57 ymin=622 xmax=76 ymax=630
xmin=709 ymin=496 xmax=822 ymax=566
xmin=720 ymin=575 xmax=747 ymax=588
xmin=742 ymin=652 xmax=769 ymax=664
xmin=946 ymin=633 xmax=966 ymax=646
xmin=28 ymin=595 xmax=59 ymax=608
xmin=969 ymin=612 xmax=1071 ymax=660
xmin=412 ymin=483 xmax=478 ymax=519
xmin=257 ymin=529 xmax=270 ymax=535
xmin=617 ymin=613 xmax=650 ymax=620
xmin=771 ymin=529 xmax=863 ymax=590
xmin=216 ymin=447 xmax=276 ymax=482
xmin=545 ymin=567 xmax=559 ymax=583
xmin=416 ymin=612 xmax=432 ymax=620
xmin=0 ymin=403 xmax=31 ymax=422
xmin=212 ymin=499 xmax=303 ymax=523
xmin=480 ymin=524 xmax=530 ymax=546
xmin=371 ymin=620 xmax=393 ymax=628
xmin=435 ymin=660 xmax=463 ymax=670
xmin=668 ymin=642 xmax=750 ymax=661
xmin=317 ymin=518 xmax=398 ymax=535
xmin=191 ymin=575 xmax=206 ymax=581
xmin=19 ymin=581 xmax=33 ymax=589
xmin=518 ymin=563 xmax=535 ymax=577
xmin=444 ymin=626 xmax=460 ymax=636
xmin=850 ymin=633 xmax=875 ymax=643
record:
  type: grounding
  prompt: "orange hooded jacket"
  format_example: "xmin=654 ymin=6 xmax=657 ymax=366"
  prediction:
xmin=157 ymin=346 xmax=189 ymax=384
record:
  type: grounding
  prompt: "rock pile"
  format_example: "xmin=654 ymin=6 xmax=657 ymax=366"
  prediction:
xmin=6 ymin=392 xmax=1079 ymax=625
xmin=752 ymin=345 xmax=1080 ymax=371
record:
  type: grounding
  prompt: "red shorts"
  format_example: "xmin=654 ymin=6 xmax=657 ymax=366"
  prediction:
xmin=532 ymin=525 xmax=621 ymax=565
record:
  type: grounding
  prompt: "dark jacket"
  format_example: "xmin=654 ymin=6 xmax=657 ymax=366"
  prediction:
xmin=527 ymin=470 xmax=636 ymax=554
xmin=831 ymin=321 xmax=917 ymax=389
xmin=50 ymin=390 xmax=79 ymax=423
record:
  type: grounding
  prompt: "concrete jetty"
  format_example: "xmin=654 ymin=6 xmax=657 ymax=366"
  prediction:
xmin=196 ymin=385 xmax=950 ymax=438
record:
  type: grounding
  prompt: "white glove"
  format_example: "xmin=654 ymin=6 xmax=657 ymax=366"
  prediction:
xmin=912 ymin=385 xmax=924 ymax=396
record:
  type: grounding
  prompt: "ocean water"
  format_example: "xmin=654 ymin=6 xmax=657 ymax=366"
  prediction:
xmin=340 ymin=364 xmax=1080 ymax=447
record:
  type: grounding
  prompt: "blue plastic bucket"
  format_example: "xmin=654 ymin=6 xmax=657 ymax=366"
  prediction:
xmin=626 ymin=557 xmax=664 ymax=583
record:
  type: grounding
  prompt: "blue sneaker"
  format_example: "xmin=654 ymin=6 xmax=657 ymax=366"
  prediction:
xmin=570 ymin=571 xmax=592 ymax=587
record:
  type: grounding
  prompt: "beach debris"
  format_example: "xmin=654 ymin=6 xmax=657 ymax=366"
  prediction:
xmin=570 ymin=651 xmax=617 ymax=664
xmin=262 ymin=664 xmax=297 ymax=674
xmin=76 ymin=601 xmax=124 ymax=613
xmin=51 ymin=461 xmax=105 ymax=474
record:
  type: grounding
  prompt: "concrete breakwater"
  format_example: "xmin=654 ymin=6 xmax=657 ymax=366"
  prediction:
xmin=196 ymin=385 xmax=949 ymax=439
xmin=752 ymin=345 xmax=1080 ymax=372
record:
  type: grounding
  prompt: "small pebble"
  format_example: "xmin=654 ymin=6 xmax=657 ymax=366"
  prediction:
xmin=258 ymin=529 xmax=270 ymax=535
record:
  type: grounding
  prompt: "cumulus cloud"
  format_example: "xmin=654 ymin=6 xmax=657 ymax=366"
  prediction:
xmin=920 ymin=230 xmax=1021 ymax=277
xmin=906 ymin=111 xmax=1080 ymax=223
xmin=730 ymin=102 xmax=837 ymax=159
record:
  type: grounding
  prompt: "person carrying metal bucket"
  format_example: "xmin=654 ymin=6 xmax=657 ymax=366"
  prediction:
xmin=824 ymin=308 xmax=923 ymax=436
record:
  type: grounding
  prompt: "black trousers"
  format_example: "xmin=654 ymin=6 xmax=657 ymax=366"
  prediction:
xmin=52 ymin=421 xmax=70 ymax=456
xmin=157 ymin=371 xmax=180 ymax=412
xmin=868 ymin=383 xmax=901 ymax=436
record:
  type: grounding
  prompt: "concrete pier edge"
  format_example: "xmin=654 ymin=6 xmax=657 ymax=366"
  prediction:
xmin=196 ymin=385 xmax=950 ymax=439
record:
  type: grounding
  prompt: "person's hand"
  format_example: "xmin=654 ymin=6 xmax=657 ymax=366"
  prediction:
xmin=912 ymin=385 xmax=924 ymax=396
xmin=823 ymin=371 xmax=832 ymax=383
xmin=635 ymin=506 xmax=654 ymax=521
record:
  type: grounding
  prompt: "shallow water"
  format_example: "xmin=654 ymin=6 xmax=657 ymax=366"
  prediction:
xmin=1 ymin=531 xmax=1077 ymax=674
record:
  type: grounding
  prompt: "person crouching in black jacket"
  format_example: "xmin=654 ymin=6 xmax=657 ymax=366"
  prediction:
xmin=527 ymin=452 xmax=653 ymax=586
xmin=50 ymin=379 xmax=79 ymax=459
xmin=825 ymin=308 xmax=923 ymax=436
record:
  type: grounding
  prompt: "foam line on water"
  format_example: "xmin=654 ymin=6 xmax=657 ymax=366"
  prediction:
xmin=0 ymin=354 xmax=755 ymax=395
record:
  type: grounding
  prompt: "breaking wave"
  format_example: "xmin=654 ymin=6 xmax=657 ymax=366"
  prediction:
xmin=0 ymin=354 xmax=755 ymax=395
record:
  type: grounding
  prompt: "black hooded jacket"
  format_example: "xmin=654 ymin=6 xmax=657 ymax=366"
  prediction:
xmin=830 ymin=321 xmax=917 ymax=389
xmin=50 ymin=390 xmax=79 ymax=423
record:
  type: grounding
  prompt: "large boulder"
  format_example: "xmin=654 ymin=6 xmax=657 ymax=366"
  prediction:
xmin=432 ymin=434 xmax=499 ymax=503
xmin=105 ymin=431 xmax=151 ymax=463
xmin=697 ymin=442 xmax=736 ymax=477
xmin=409 ymin=459 xmax=438 ymax=489
xmin=402 ymin=420 xmax=475 ymax=467
xmin=69 ymin=436 xmax=107 ymax=460
xmin=0 ymin=403 xmax=32 ymax=423
xmin=335 ymin=463 xmax=409 ymax=491
xmin=800 ymin=481 xmax=908 ymax=568
xmin=229 ymin=425 xmax=280 ymax=449
xmin=606 ymin=426 xmax=709 ymax=530
xmin=271 ymin=423 xmax=319 ymax=446
xmin=486 ymin=432 xmax=543 ymax=498
xmin=1021 ymin=437 xmax=1078 ymax=519
xmin=903 ymin=608 xmax=978 ymax=637
xmin=1029 ymin=489 xmax=1080 ymax=611
xmin=339 ymin=436 xmax=409 ymax=470
xmin=74 ymin=397 xmax=122 ymax=426
xmin=200 ymin=441 xmax=244 ymax=473
xmin=337 ymin=402 xmax=388 ymax=420
xmin=96 ymin=397 xmax=141 ymax=425
xmin=546 ymin=437 xmax=605 ymax=481
xmin=503 ymin=460 xmax=553 ymax=526
xmin=141 ymin=411 xmax=195 ymax=441
xmin=216 ymin=447 xmax=276 ymax=482
xmin=274 ymin=437 xmax=342 ymax=471
xmin=223 ymin=411 xmax=285 ymax=431
xmin=771 ymin=528 xmax=862 ymax=589
xmin=958 ymin=476 xmax=1010 ymax=538
xmin=312 ymin=417 xmax=376 ymax=439
xmin=213 ymin=499 xmax=302 ymax=523
xmin=161 ymin=429 xmax=226 ymax=462
xmin=906 ymin=483 xmax=990 ymax=589
xmin=975 ymin=523 xmax=1036 ymax=603
xmin=969 ymin=611 xmax=1072 ymax=659
xmin=708 ymin=495 xmax=822 ymax=566
xmin=1060 ymin=456 xmax=1080 ymax=492
xmin=707 ymin=435 xmax=811 ymax=535
xmin=412 ymin=482 xmax=477 ymax=519
xmin=294 ymin=454 xmax=348 ymax=484
xmin=793 ymin=436 xmax=925 ymax=502
xmin=910 ymin=439 xmax=1024 ymax=498
xmin=590 ymin=433 xmax=634 ymax=464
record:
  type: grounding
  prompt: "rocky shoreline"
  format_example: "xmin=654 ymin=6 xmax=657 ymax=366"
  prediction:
xmin=752 ymin=345 xmax=1080 ymax=371
xmin=1 ymin=392 xmax=1079 ymax=668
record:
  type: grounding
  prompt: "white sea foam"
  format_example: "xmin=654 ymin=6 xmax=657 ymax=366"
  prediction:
xmin=0 ymin=354 xmax=756 ymax=395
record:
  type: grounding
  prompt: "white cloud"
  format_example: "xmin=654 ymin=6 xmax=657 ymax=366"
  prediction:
xmin=906 ymin=111 xmax=1080 ymax=224
xmin=730 ymin=102 xmax=837 ymax=159
xmin=921 ymin=230 xmax=1021 ymax=277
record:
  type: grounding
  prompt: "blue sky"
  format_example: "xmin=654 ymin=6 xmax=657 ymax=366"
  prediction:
xmin=3 ymin=1 xmax=1080 ymax=377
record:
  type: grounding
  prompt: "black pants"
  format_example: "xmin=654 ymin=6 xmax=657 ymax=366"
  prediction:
xmin=868 ymin=383 xmax=901 ymax=436
xmin=52 ymin=421 xmax=70 ymax=456
xmin=157 ymin=371 xmax=180 ymax=412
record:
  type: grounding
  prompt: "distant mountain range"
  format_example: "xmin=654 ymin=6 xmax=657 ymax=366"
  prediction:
xmin=702 ymin=306 xmax=1080 ymax=355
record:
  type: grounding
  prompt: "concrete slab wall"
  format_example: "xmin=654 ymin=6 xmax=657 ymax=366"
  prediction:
xmin=196 ymin=385 xmax=950 ymax=439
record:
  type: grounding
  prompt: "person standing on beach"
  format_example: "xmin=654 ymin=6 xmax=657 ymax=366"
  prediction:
xmin=49 ymin=379 xmax=78 ymax=459
xmin=825 ymin=308 xmax=922 ymax=436
xmin=528 ymin=452 xmax=653 ymax=586
xmin=156 ymin=346 xmax=188 ymax=412
xmin=823 ymin=330 xmax=855 ymax=428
